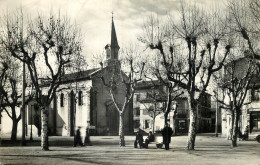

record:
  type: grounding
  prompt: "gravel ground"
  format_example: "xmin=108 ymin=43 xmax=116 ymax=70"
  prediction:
xmin=0 ymin=134 xmax=259 ymax=165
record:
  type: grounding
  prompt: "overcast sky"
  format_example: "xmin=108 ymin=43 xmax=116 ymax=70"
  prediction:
xmin=0 ymin=0 xmax=226 ymax=65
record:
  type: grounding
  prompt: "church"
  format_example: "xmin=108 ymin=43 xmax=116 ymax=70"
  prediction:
xmin=44 ymin=17 xmax=133 ymax=136
xmin=1 ymin=18 xmax=133 ymax=138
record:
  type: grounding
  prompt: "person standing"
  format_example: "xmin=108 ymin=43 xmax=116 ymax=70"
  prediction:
xmin=162 ymin=124 xmax=173 ymax=150
xmin=84 ymin=127 xmax=92 ymax=146
xmin=134 ymin=131 xmax=144 ymax=149
xmin=74 ymin=127 xmax=83 ymax=147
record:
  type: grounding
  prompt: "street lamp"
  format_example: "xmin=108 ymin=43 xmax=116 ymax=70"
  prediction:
xmin=30 ymin=104 xmax=33 ymax=141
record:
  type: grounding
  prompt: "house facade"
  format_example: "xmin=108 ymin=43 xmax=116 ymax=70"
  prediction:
xmin=133 ymin=81 xmax=213 ymax=135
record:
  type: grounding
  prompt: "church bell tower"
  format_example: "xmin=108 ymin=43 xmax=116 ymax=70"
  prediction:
xmin=104 ymin=16 xmax=120 ymax=68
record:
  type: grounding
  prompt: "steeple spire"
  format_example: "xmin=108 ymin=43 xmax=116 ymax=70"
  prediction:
xmin=111 ymin=15 xmax=120 ymax=49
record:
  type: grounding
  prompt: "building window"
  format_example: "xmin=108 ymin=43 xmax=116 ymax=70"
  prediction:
xmin=60 ymin=93 xmax=64 ymax=107
xmin=134 ymin=120 xmax=140 ymax=128
xmin=136 ymin=94 xmax=140 ymax=101
xmin=78 ymin=91 xmax=83 ymax=105
xmin=250 ymin=112 xmax=260 ymax=132
xmin=134 ymin=107 xmax=140 ymax=116
xmin=143 ymin=109 xmax=149 ymax=115
xmin=144 ymin=120 xmax=149 ymax=129
xmin=251 ymin=89 xmax=260 ymax=101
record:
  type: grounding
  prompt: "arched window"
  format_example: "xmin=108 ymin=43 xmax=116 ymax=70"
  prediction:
xmin=60 ymin=93 xmax=64 ymax=107
xmin=78 ymin=91 xmax=83 ymax=105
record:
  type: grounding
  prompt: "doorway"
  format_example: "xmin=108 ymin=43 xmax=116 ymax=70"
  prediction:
xmin=106 ymin=103 xmax=119 ymax=135
xmin=69 ymin=91 xmax=75 ymax=136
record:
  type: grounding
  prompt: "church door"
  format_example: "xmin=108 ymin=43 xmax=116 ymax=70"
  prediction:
xmin=106 ymin=104 xmax=119 ymax=135
xmin=69 ymin=91 xmax=75 ymax=136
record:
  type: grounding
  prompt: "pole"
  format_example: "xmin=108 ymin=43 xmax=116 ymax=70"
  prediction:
xmin=30 ymin=105 xmax=33 ymax=141
xmin=21 ymin=55 xmax=26 ymax=146
xmin=215 ymin=86 xmax=219 ymax=137
xmin=153 ymin=93 xmax=156 ymax=134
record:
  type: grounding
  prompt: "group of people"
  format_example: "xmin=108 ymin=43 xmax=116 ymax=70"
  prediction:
xmin=239 ymin=126 xmax=249 ymax=141
xmin=228 ymin=126 xmax=250 ymax=141
xmin=75 ymin=124 xmax=174 ymax=150
xmin=73 ymin=127 xmax=91 ymax=147
xmin=134 ymin=131 xmax=154 ymax=149
xmin=134 ymin=124 xmax=173 ymax=150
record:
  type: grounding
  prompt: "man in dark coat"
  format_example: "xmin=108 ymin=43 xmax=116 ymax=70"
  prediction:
xmin=74 ymin=127 xmax=83 ymax=147
xmin=162 ymin=124 xmax=173 ymax=150
xmin=134 ymin=131 xmax=144 ymax=149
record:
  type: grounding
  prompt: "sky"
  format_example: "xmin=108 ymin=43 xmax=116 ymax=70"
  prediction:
xmin=0 ymin=0 xmax=226 ymax=66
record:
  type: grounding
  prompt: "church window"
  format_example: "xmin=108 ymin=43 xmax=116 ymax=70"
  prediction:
xmin=78 ymin=91 xmax=83 ymax=105
xmin=60 ymin=93 xmax=64 ymax=107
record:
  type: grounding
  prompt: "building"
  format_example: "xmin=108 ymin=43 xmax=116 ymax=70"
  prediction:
xmin=1 ymin=17 xmax=133 ymax=138
xmin=220 ymin=56 xmax=260 ymax=138
xmin=133 ymin=81 xmax=212 ymax=135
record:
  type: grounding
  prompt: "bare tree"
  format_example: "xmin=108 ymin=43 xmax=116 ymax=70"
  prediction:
xmin=0 ymin=54 xmax=8 ymax=111
xmin=140 ymin=3 xmax=231 ymax=150
xmin=139 ymin=85 xmax=163 ymax=134
xmin=140 ymin=14 xmax=184 ymax=128
xmin=0 ymin=11 xmax=83 ymax=150
xmin=99 ymin=45 xmax=145 ymax=147
xmin=228 ymin=0 xmax=260 ymax=58
xmin=0 ymin=52 xmax=24 ymax=141
xmin=0 ymin=51 xmax=9 ymax=138
xmin=137 ymin=81 xmax=167 ymax=133
xmin=213 ymin=52 xmax=258 ymax=147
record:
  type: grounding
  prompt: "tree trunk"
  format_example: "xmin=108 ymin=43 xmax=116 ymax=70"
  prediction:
xmin=11 ymin=119 xmax=18 ymax=141
xmin=119 ymin=112 xmax=125 ymax=147
xmin=164 ymin=87 xmax=172 ymax=126
xmin=230 ymin=111 xmax=235 ymax=140
xmin=164 ymin=112 xmax=169 ymax=126
xmin=187 ymin=97 xmax=197 ymax=150
xmin=231 ymin=110 xmax=239 ymax=147
xmin=41 ymin=105 xmax=49 ymax=150
xmin=152 ymin=115 xmax=155 ymax=134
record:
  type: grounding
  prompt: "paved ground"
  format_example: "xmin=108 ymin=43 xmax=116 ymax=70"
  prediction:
xmin=0 ymin=134 xmax=259 ymax=165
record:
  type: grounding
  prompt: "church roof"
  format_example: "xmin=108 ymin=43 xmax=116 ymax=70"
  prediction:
xmin=40 ymin=68 xmax=100 ymax=87
xmin=60 ymin=68 xmax=100 ymax=83
xmin=111 ymin=17 xmax=120 ymax=49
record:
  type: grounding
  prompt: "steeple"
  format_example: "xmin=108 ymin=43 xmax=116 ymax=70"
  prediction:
xmin=111 ymin=16 xmax=120 ymax=50
xmin=110 ymin=15 xmax=120 ymax=60
xmin=104 ymin=14 xmax=121 ymax=68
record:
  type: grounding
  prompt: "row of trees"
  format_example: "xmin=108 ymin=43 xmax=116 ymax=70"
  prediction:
xmin=136 ymin=0 xmax=260 ymax=149
xmin=100 ymin=0 xmax=259 ymax=149
xmin=0 ymin=11 xmax=84 ymax=150
xmin=0 ymin=0 xmax=259 ymax=151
